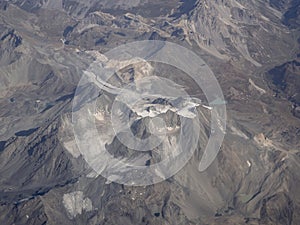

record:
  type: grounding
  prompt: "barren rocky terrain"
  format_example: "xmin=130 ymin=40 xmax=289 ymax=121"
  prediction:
xmin=0 ymin=0 xmax=299 ymax=224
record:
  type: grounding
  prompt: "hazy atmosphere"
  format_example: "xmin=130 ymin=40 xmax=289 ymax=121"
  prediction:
xmin=0 ymin=0 xmax=299 ymax=224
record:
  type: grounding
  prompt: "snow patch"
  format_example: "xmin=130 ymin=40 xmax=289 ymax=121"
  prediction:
xmin=63 ymin=191 xmax=93 ymax=218
xmin=247 ymin=160 xmax=252 ymax=167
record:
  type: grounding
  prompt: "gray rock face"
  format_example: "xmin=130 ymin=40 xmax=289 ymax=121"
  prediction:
xmin=260 ymin=192 xmax=294 ymax=225
xmin=0 ymin=0 xmax=299 ymax=225
xmin=178 ymin=0 xmax=295 ymax=65
xmin=267 ymin=57 xmax=300 ymax=106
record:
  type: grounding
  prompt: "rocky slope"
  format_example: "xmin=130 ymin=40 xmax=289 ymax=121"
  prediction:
xmin=0 ymin=0 xmax=299 ymax=225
